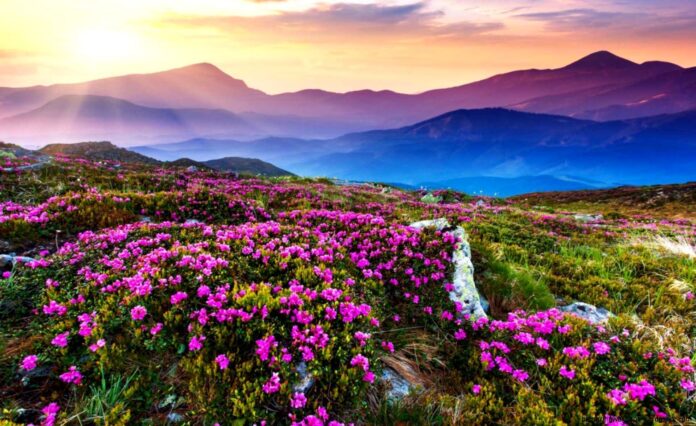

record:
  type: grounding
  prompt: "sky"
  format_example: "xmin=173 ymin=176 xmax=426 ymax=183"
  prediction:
xmin=1 ymin=0 xmax=695 ymax=94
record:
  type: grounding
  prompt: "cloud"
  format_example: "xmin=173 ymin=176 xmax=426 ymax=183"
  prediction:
xmin=516 ymin=7 xmax=696 ymax=38
xmin=0 ymin=49 xmax=28 ymax=59
xmin=161 ymin=2 xmax=504 ymax=43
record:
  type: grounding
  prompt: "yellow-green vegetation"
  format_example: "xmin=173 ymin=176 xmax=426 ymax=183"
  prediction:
xmin=1 ymin=155 xmax=694 ymax=425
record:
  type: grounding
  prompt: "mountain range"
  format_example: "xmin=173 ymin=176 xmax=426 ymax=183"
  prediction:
xmin=132 ymin=107 xmax=696 ymax=194
xmin=1 ymin=50 xmax=694 ymax=194
xmin=37 ymin=142 xmax=293 ymax=177
xmin=1 ymin=51 xmax=694 ymax=145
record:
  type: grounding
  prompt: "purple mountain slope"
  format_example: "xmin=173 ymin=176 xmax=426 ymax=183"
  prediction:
xmin=1 ymin=51 xmax=693 ymax=141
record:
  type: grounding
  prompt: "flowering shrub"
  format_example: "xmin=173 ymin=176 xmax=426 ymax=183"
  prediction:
xmin=1 ymin=155 xmax=695 ymax=425
xmin=7 ymin=210 xmax=460 ymax=423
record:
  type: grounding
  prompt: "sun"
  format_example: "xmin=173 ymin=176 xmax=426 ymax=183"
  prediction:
xmin=72 ymin=28 xmax=141 ymax=62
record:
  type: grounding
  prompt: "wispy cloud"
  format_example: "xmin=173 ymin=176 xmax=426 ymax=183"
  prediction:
xmin=516 ymin=7 xmax=696 ymax=38
xmin=161 ymin=2 xmax=504 ymax=43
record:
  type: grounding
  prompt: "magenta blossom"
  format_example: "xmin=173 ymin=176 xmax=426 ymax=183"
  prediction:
xmin=41 ymin=402 xmax=60 ymax=426
xmin=559 ymin=365 xmax=575 ymax=380
xmin=130 ymin=305 xmax=147 ymax=321
xmin=189 ymin=335 xmax=206 ymax=351
xmin=88 ymin=339 xmax=106 ymax=352
xmin=290 ymin=392 xmax=307 ymax=409
xmin=215 ymin=354 xmax=230 ymax=370
xmin=170 ymin=291 xmax=188 ymax=305
xmin=59 ymin=365 xmax=83 ymax=385
xmin=20 ymin=354 xmax=38 ymax=371
xmin=51 ymin=331 xmax=69 ymax=348
xmin=263 ymin=372 xmax=281 ymax=394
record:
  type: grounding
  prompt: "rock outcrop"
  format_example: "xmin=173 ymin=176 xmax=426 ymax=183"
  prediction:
xmin=409 ymin=219 xmax=487 ymax=319
xmin=560 ymin=302 xmax=613 ymax=324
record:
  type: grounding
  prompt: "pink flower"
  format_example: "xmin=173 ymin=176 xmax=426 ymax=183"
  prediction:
xmin=607 ymin=389 xmax=627 ymax=406
xmin=681 ymin=379 xmax=695 ymax=392
xmin=593 ymin=342 xmax=611 ymax=355
xmin=472 ymin=384 xmax=481 ymax=394
xmin=256 ymin=335 xmax=277 ymax=362
xmin=189 ymin=335 xmax=206 ymax=351
xmin=350 ymin=354 xmax=370 ymax=372
xmin=150 ymin=322 xmax=163 ymax=335
xmin=363 ymin=371 xmax=375 ymax=383
xmin=59 ymin=365 xmax=83 ymax=385
xmin=130 ymin=305 xmax=147 ymax=321
xmin=170 ymin=291 xmax=188 ymax=305
xmin=652 ymin=405 xmax=668 ymax=419
xmin=512 ymin=369 xmax=529 ymax=382
xmin=42 ymin=300 xmax=67 ymax=316
xmin=604 ymin=415 xmax=627 ymax=426
xmin=51 ymin=331 xmax=69 ymax=348
xmin=559 ymin=365 xmax=575 ymax=380
xmin=454 ymin=329 xmax=467 ymax=340
xmin=381 ymin=341 xmax=395 ymax=353
xmin=290 ymin=392 xmax=307 ymax=409
xmin=20 ymin=354 xmax=38 ymax=371
xmin=536 ymin=358 xmax=547 ymax=367
xmin=623 ymin=380 xmax=655 ymax=401
xmin=89 ymin=339 xmax=106 ymax=352
xmin=215 ymin=354 xmax=230 ymax=370
xmin=263 ymin=372 xmax=281 ymax=394
xmin=41 ymin=402 xmax=60 ymax=426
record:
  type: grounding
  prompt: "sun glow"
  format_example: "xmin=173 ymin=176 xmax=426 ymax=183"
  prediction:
xmin=72 ymin=28 xmax=142 ymax=62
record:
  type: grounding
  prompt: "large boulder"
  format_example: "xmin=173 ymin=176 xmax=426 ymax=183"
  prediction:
xmin=0 ymin=254 xmax=36 ymax=268
xmin=560 ymin=302 xmax=613 ymax=324
xmin=409 ymin=219 xmax=487 ymax=319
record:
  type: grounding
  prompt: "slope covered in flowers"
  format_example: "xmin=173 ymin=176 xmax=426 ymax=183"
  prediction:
xmin=1 ymin=155 xmax=695 ymax=425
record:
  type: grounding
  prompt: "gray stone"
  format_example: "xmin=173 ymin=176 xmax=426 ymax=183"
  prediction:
xmin=184 ymin=219 xmax=201 ymax=224
xmin=381 ymin=368 xmax=413 ymax=400
xmin=409 ymin=219 xmax=487 ymax=319
xmin=293 ymin=361 xmax=314 ymax=393
xmin=573 ymin=213 xmax=603 ymax=222
xmin=166 ymin=412 xmax=185 ymax=423
xmin=560 ymin=302 xmax=613 ymax=324
xmin=0 ymin=254 xmax=36 ymax=267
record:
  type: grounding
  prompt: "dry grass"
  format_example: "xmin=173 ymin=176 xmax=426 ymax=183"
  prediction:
xmin=381 ymin=331 xmax=446 ymax=390
xmin=634 ymin=235 xmax=696 ymax=259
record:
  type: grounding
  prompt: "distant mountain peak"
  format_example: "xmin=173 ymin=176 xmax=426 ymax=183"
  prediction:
xmin=178 ymin=62 xmax=225 ymax=73
xmin=562 ymin=51 xmax=637 ymax=71
xmin=161 ymin=62 xmax=252 ymax=89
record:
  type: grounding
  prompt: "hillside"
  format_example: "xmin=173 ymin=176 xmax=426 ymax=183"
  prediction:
xmin=1 ymin=51 xmax=694 ymax=140
xmin=204 ymin=156 xmax=294 ymax=176
xmin=307 ymin=108 xmax=696 ymax=185
xmin=1 ymin=152 xmax=695 ymax=425
xmin=165 ymin=157 xmax=212 ymax=170
xmin=40 ymin=141 xmax=160 ymax=165
xmin=1 ymin=95 xmax=260 ymax=144
xmin=512 ymin=181 xmax=696 ymax=218
xmin=419 ymin=175 xmax=600 ymax=197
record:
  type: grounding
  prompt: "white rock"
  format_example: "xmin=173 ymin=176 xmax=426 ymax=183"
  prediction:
xmin=409 ymin=219 xmax=487 ymax=319
xmin=293 ymin=361 xmax=314 ymax=393
xmin=0 ymin=254 xmax=36 ymax=267
xmin=381 ymin=368 xmax=413 ymax=400
xmin=573 ymin=213 xmax=603 ymax=222
xmin=560 ymin=302 xmax=613 ymax=324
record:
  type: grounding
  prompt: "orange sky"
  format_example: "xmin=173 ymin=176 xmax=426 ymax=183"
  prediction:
xmin=1 ymin=0 xmax=694 ymax=93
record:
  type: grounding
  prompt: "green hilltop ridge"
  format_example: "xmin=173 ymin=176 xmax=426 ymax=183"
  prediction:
xmin=0 ymin=148 xmax=695 ymax=425
xmin=204 ymin=156 xmax=294 ymax=176
xmin=34 ymin=141 xmax=294 ymax=177
xmin=40 ymin=141 xmax=160 ymax=165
